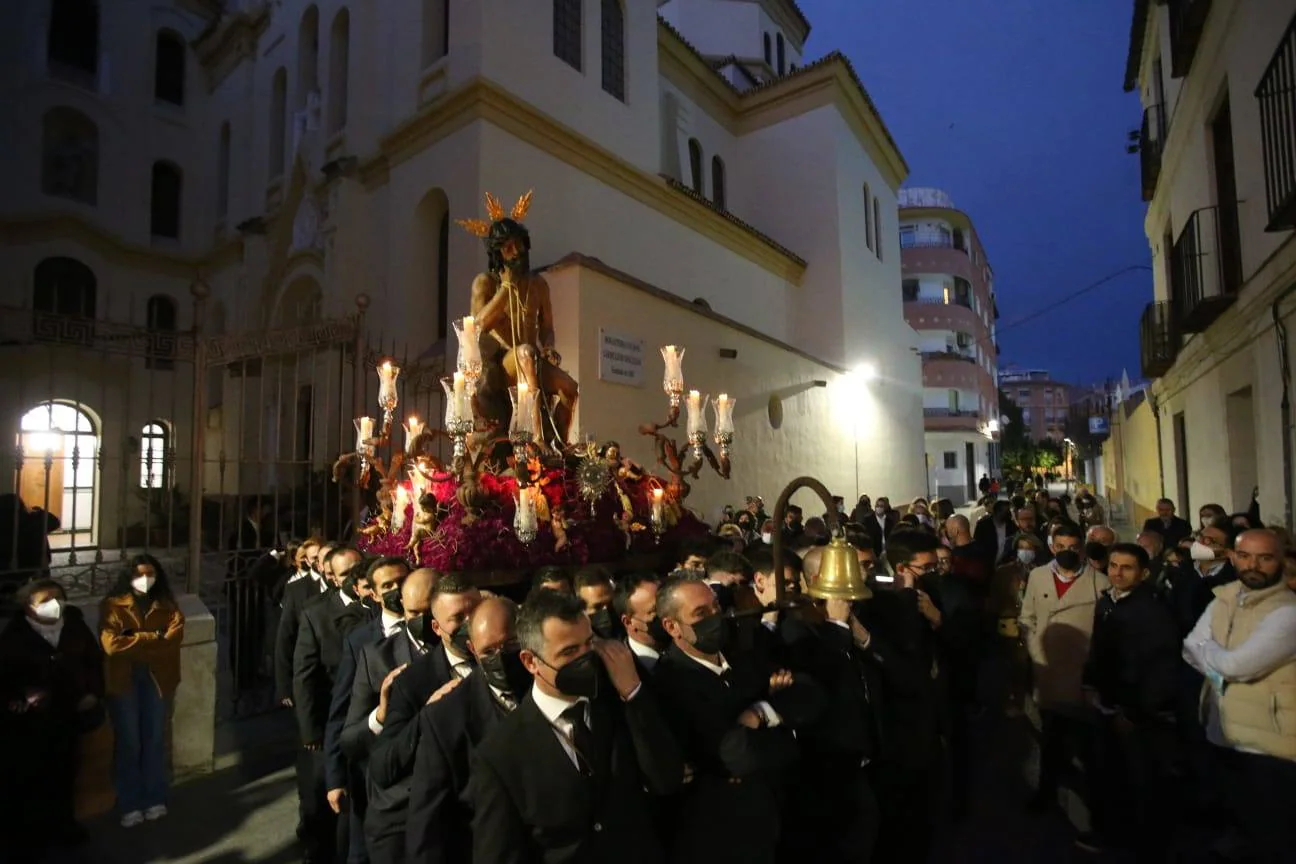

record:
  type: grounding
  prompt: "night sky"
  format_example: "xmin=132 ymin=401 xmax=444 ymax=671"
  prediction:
xmin=797 ymin=0 xmax=1150 ymax=387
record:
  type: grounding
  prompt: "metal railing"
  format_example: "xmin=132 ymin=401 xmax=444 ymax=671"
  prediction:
xmin=1257 ymin=14 xmax=1296 ymax=231
xmin=923 ymin=408 xmax=980 ymax=418
xmin=1140 ymin=104 xmax=1166 ymax=202
xmin=920 ymin=350 xmax=977 ymax=364
xmin=1171 ymin=205 xmax=1240 ymax=333
xmin=1140 ymin=300 xmax=1180 ymax=379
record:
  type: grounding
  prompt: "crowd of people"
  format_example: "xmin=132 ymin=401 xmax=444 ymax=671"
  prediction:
xmin=2 ymin=480 xmax=1295 ymax=863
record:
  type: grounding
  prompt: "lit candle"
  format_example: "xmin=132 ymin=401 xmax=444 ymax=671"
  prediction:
xmin=713 ymin=394 xmax=736 ymax=436
xmin=661 ymin=345 xmax=685 ymax=397
xmin=516 ymin=487 xmax=538 ymax=532
xmin=456 ymin=316 xmax=481 ymax=368
xmin=377 ymin=360 xmax=401 ymax=409
xmin=651 ymin=487 xmax=665 ymax=531
xmin=404 ymin=415 xmax=425 ymax=453
xmin=685 ymin=390 xmax=709 ymax=436
xmin=516 ymin=381 xmax=535 ymax=436
xmin=452 ymin=371 xmax=471 ymax=422
xmin=354 ymin=416 xmax=374 ymax=450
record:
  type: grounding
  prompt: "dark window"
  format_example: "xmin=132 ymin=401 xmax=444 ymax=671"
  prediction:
xmin=145 ymin=295 xmax=177 ymax=370
xmin=269 ymin=68 xmax=287 ymax=177
xmin=421 ymin=0 xmax=449 ymax=67
xmin=763 ymin=33 xmax=771 ymax=65
xmin=873 ymin=199 xmax=883 ymax=261
xmin=328 ymin=9 xmax=350 ymax=132
xmin=47 ymin=0 xmax=99 ymax=83
xmin=943 ymin=451 xmax=958 ymax=470
xmin=217 ymin=123 xmax=230 ymax=219
xmin=776 ymin=33 xmax=785 ymax=75
xmin=436 ymin=211 xmax=450 ymax=340
xmin=553 ymin=0 xmax=582 ymax=71
xmin=711 ymin=155 xmax=726 ymax=210
xmin=902 ymin=279 xmax=918 ymax=301
xmin=33 ymin=257 xmax=96 ymax=345
xmin=863 ymin=184 xmax=873 ymax=250
xmin=600 ymin=0 xmax=625 ymax=101
xmin=41 ymin=107 xmax=99 ymax=205
xmin=150 ymin=162 xmax=182 ymax=240
xmin=154 ymin=30 xmax=186 ymax=105
xmin=687 ymin=138 xmax=703 ymax=195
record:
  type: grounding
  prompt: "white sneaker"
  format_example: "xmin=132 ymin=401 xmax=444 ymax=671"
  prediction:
xmin=120 ymin=811 xmax=144 ymax=828
xmin=144 ymin=805 xmax=168 ymax=821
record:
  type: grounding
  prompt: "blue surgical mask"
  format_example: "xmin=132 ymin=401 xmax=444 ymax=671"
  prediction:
xmin=1016 ymin=549 xmax=1036 ymax=566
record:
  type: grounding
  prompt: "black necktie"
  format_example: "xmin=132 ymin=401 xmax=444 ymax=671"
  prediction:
xmin=560 ymin=703 xmax=594 ymax=775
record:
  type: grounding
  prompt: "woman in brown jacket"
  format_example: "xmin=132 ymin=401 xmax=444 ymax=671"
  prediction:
xmin=99 ymin=554 xmax=184 ymax=828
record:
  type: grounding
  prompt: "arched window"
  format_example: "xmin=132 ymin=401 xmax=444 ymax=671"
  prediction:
xmin=150 ymin=161 xmax=182 ymax=240
xmin=776 ymin=33 xmax=785 ymax=75
xmin=421 ymin=0 xmax=449 ymax=67
xmin=21 ymin=401 xmax=100 ymax=547
xmin=328 ymin=9 xmax=350 ymax=133
xmin=600 ymin=0 xmax=625 ymax=102
xmin=553 ymin=0 xmax=582 ymax=71
xmin=154 ymin=29 xmax=186 ymax=105
xmin=269 ymin=67 xmax=287 ymax=178
xmin=140 ymin=422 xmax=170 ymax=489
xmin=862 ymin=183 xmax=873 ymax=251
xmin=47 ymin=0 xmax=99 ymax=85
xmin=437 ymin=211 xmax=450 ymax=340
xmin=763 ymin=33 xmax=771 ymax=65
xmin=297 ymin=6 xmax=319 ymax=108
xmin=33 ymin=258 xmax=96 ymax=345
xmin=146 ymin=294 xmax=177 ymax=370
xmin=874 ymin=199 xmax=883 ymax=261
xmin=687 ymin=138 xmax=703 ymax=195
xmin=41 ymin=107 xmax=99 ymax=205
xmin=711 ymin=155 xmax=726 ymax=211
xmin=414 ymin=189 xmax=451 ymax=339
xmin=217 ymin=122 xmax=231 ymax=220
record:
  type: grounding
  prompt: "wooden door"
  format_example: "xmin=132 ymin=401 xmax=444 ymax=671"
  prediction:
xmin=19 ymin=440 xmax=64 ymax=521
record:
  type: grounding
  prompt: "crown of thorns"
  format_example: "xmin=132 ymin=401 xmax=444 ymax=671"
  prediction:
xmin=455 ymin=190 xmax=534 ymax=238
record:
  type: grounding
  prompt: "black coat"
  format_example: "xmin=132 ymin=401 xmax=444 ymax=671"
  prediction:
xmin=973 ymin=515 xmax=1014 ymax=565
xmin=1142 ymin=515 xmax=1193 ymax=550
xmin=1082 ymin=581 xmax=1181 ymax=723
xmin=293 ymin=591 xmax=371 ymax=744
xmin=276 ymin=574 xmax=325 ymax=701
xmin=341 ymin=624 xmax=420 ymax=762
xmin=406 ymin=672 xmax=511 ymax=864
xmin=651 ymin=644 xmax=825 ymax=864
xmin=467 ymin=686 xmax=684 ymax=864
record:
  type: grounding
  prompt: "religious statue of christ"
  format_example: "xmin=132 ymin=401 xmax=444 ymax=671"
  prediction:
xmin=458 ymin=191 xmax=579 ymax=446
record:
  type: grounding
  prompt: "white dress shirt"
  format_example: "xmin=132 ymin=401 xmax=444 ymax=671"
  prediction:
xmin=627 ymin=636 xmax=661 ymax=670
xmin=379 ymin=611 xmax=403 ymax=638
xmin=681 ymin=650 xmax=783 ymax=727
xmin=531 ymin=683 xmax=593 ymax=770
xmin=1183 ymin=595 xmax=1296 ymax=751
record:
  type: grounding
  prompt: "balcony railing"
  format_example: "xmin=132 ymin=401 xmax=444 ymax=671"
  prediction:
xmin=904 ymin=294 xmax=973 ymax=309
xmin=899 ymin=230 xmax=969 ymax=252
xmin=1140 ymin=104 xmax=1166 ymax=201
xmin=1169 ymin=0 xmax=1213 ymax=78
xmin=1257 ymin=15 xmax=1296 ymax=231
xmin=923 ymin=408 xmax=980 ymax=418
xmin=1170 ymin=205 xmax=1241 ymax=333
xmin=1140 ymin=300 xmax=1180 ymax=379
xmin=920 ymin=350 xmax=977 ymax=365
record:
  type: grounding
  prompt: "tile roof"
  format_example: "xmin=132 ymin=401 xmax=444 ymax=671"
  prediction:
xmin=1123 ymin=0 xmax=1150 ymax=92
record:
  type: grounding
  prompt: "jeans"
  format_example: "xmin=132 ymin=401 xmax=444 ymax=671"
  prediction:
xmin=108 ymin=664 xmax=170 ymax=813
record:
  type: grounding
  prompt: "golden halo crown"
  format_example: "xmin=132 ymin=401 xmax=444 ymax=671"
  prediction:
xmin=455 ymin=190 xmax=534 ymax=238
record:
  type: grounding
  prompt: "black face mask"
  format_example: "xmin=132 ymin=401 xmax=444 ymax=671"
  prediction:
xmin=478 ymin=646 xmax=530 ymax=698
xmin=588 ymin=607 xmax=622 ymax=640
xmin=449 ymin=624 xmax=474 ymax=659
xmin=689 ymin=613 xmax=733 ymax=656
xmin=552 ymin=651 xmax=601 ymax=699
xmin=1084 ymin=541 xmax=1110 ymax=564
xmin=406 ymin=612 xmax=432 ymax=645
xmin=381 ymin=588 xmax=404 ymax=616
xmin=1053 ymin=549 xmax=1082 ymax=571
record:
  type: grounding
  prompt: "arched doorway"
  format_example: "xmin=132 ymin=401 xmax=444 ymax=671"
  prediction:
xmin=19 ymin=401 xmax=100 ymax=548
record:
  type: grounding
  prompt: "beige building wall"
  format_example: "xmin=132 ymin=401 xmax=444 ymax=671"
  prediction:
xmin=1101 ymin=393 xmax=1162 ymax=528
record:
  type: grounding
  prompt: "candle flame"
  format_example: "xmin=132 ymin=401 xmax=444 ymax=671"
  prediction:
xmin=652 ymin=488 xmax=664 ymax=500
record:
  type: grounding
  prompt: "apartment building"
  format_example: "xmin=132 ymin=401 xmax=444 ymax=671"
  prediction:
xmin=999 ymin=368 xmax=1071 ymax=443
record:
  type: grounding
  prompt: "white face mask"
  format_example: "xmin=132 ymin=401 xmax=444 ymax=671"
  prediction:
xmin=1189 ymin=540 xmax=1217 ymax=562
xmin=131 ymin=575 xmax=157 ymax=595
xmin=761 ymin=532 xmax=773 ymax=545
xmin=1017 ymin=549 xmax=1036 ymax=566
xmin=32 ymin=598 xmax=63 ymax=621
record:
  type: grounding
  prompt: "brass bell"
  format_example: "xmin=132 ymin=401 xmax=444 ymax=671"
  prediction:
xmin=808 ymin=535 xmax=873 ymax=601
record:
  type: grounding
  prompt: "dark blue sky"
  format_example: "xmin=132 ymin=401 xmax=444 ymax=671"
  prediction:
xmin=798 ymin=0 xmax=1150 ymax=386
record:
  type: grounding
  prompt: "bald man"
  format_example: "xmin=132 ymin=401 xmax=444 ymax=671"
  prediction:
xmin=407 ymin=597 xmax=524 ymax=863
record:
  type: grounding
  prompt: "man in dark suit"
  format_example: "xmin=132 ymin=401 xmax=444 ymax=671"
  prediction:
xmin=973 ymin=499 xmax=1016 ymax=567
xmin=293 ymin=546 xmax=367 ymax=864
xmin=860 ymin=496 xmax=898 ymax=554
xmin=652 ymin=572 xmax=825 ymax=864
xmin=1141 ymin=498 xmax=1193 ymax=550
xmin=277 ymin=538 xmax=327 ymax=706
xmin=406 ymin=595 xmax=528 ymax=864
xmin=326 ymin=557 xmax=414 ymax=864
xmin=614 ymin=572 xmax=667 ymax=675
xmin=468 ymin=589 xmax=684 ymax=864
xmin=366 ymin=573 xmax=481 ymax=863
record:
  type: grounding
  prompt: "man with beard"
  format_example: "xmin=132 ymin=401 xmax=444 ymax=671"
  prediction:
xmin=573 ymin=566 xmax=619 ymax=639
xmin=1183 ymin=530 xmax=1296 ymax=862
xmin=405 ymin=597 xmax=527 ymax=864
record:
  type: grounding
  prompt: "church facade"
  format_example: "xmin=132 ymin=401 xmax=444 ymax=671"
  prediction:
xmin=1 ymin=0 xmax=926 ymax=558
